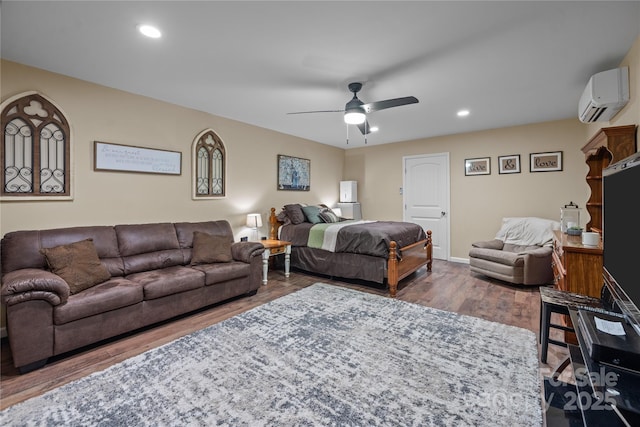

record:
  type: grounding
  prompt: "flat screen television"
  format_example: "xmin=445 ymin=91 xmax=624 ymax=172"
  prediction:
xmin=602 ymin=150 xmax=640 ymax=335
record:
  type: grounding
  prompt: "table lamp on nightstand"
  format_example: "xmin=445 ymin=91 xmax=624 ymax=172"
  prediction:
xmin=246 ymin=213 xmax=262 ymax=241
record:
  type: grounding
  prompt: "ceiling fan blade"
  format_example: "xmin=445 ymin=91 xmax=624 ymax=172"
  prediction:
xmin=357 ymin=119 xmax=371 ymax=135
xmin=363 ymin=96 xmax=419 ymax=113
xmin=287 ymin=109 xmax=344 ymax=115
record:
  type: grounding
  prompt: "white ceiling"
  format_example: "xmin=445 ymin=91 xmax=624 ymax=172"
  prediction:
xmin=1 ymin=1 xmax=639 ymax=148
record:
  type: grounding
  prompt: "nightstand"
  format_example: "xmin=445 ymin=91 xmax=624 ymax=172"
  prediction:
xmin=260 ymin=239 xmax=291 ymax=284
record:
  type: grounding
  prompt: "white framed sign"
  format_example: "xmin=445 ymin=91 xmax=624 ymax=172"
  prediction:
xmin=94 ymin=141 xmax=182 ymax=175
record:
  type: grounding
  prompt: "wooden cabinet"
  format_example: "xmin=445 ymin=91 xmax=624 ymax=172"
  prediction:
xmin=552 ymin=230 xmax=604 ymax=343
xmin=581 ymin=125 xmax=637 ymax=232
xmin=552 ymin=230 xmax=603 ymax=298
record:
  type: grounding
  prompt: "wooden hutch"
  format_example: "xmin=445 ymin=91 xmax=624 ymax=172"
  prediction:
xmin=553 ymin=124 xmax=636 ymax=299
xmin=551 ymin=125 xmax=637 ymax=342
xmin=581 ymin=124 xmax=637 ymax=233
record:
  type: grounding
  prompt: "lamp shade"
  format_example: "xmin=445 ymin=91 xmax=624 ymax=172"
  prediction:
xmin=246 ymin=213 xmax=262 ymax=228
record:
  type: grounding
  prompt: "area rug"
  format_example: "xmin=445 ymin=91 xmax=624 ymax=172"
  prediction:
xmin=1 ymin=283 xmax=543 ymax=426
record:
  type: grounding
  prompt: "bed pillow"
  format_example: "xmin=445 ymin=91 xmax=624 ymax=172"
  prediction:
xmin=301 ymin=205 xmax=324 ymax=224
xmin=40 ymin=239 xmax=111 ymax=295
xmin=191 ymin=231 xmax=233 ymax=264
xmin=319 ymin=208 xmax=340 ymax=223
xmin=284 ymin=204 xmax=305 ymax=225
xmin=276 ymin=209 xmax=291 ymax=226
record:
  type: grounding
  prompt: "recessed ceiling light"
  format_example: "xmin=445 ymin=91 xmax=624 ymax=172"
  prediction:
xmin=138 ymin=24 xmax=162 ymax=39
xmin=457 ymin=109 xmax=470 ymax=117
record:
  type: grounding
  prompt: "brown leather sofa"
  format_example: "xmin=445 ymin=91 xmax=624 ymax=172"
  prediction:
xmin=1 ymin=220 xmax=264 ymax=373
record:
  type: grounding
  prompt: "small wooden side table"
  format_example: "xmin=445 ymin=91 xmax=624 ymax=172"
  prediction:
xmin=260 ymin=239 xmax=291 ymax=284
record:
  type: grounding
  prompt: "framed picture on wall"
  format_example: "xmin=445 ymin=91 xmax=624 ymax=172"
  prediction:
xmin=498 ymin=154 xmax=521 ymax=174
xmin=530 ymin=151 xmax=563 ymax=172
xmin=464 ymin=157 xmax=491 ymax=176
xmin=94 ymin=141 xmax=182 ymax=175
xmin=277 ymin=154 xmax=310 ymax=190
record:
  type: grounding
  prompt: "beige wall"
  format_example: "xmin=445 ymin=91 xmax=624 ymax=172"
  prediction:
xmin=0 ymin=60 xmax=346 ymax=331
xmin=0 ymin=60 xmax=345 ymax=239
xmin=344 ymin=34 xmax=639 ymax=263
xmin=1 ymin=34 xmax=638 ymax=331
xmin=344 ymin=119 xmax=589 ymax=261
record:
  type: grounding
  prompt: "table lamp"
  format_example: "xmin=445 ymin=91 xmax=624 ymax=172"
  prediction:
xmin=246 ymin=213 xmax=262 ymax=241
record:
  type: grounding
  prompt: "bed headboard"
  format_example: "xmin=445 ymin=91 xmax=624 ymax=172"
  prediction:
xmin=268 ymin=207 xmax=282 ymax=240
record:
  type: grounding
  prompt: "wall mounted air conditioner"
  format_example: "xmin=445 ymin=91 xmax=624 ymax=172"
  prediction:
xmin=578 ymin=67 xmax=629 ymax=123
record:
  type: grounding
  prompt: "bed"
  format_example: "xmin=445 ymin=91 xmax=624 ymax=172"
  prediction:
xmin=268 ymin=205 xmax=432 ymax=297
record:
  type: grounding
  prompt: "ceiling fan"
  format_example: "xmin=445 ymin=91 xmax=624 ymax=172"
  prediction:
xmin=287 ymin=82 xmax=419 ymax=136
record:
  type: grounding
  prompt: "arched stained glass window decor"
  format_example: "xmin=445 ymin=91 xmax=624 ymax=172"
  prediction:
xmin=1 ymin=92 xmax=71 ymax=199
xmin=192 ymin=129 xmax=225 ymax=199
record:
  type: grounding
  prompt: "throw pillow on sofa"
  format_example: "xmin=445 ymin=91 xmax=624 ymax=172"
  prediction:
xmin=40 ymin=238 xmax=111 ymax=294
xmin=191 ymin=231 xmax=233 ymax=264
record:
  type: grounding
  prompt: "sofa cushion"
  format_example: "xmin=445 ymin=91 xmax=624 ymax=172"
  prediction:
xmin=53 ymin=277 xmax=143 ymax=325
xmin=192 ymin=261 xmax=251 ymax=285
xmin=471 ymin=239 xmax=504 ymax=250
xmin=503 ymin=243 xmax=547 ymax=254
xmin=40 ymin=239 xmax=111 ymax=294
xmin=127 ymin=266 xmax=205 ymax=300
xmin=191 ymin=232 xmax=233 ymax=265
xmin=469 ymin=257 xmax=525 ymax=284
xmin=468 ymin=247 xmax=525 ymax=267
xmin=40 ymin=226 xmax=124 ymax=277
xmin=174 ymin=221 xmax=234 ymax=248
xmin=115 ymin=223 xmax=184 ymax=275
xmin=1 ymin=226 xmax=123 ymax=276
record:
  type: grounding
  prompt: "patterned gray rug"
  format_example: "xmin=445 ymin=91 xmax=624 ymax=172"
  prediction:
xmin=1 ymin=283 xmax=542 ymax=426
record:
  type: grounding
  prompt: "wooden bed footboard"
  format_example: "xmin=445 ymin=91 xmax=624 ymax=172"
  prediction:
xmin=387 ymin=233 xmax=432 ymax=298
xmin=268 ymin=207 xmax=433 ymax=298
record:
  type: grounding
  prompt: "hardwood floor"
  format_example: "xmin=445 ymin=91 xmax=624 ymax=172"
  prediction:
xmin=0 ymin=260 xmax=569 ymax=411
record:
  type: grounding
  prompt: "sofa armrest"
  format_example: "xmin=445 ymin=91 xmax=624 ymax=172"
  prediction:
xmin=471 ymin=239 xmax=504 ymax=250
xmin=520 ymin=246 xmax=553 ymax=257
xmin=231 ymin=242 xmax=265 ymax=263
xmin=523 ymin=247 xmax=554 ymax=284
xmin=1 ymin=269 xmax=70 ymax=306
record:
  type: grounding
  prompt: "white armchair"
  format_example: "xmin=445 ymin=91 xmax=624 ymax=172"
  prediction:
xmin=469 ymin=217 xmax=561 ymax=286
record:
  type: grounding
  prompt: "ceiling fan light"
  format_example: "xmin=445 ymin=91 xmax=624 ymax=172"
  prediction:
xmin=344 ymin=111 xmax=366 ymax=125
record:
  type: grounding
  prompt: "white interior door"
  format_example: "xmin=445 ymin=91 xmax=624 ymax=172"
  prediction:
xmin=403 ymin=153 xmax=450 ymax=260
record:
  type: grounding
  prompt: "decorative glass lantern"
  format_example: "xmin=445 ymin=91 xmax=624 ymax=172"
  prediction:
xmin=560 ymin=201 xmax=581 ymax=233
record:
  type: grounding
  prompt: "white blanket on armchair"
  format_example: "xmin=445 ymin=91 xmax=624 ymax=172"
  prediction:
xmin=495 ymin=217 xmax=560 ymax=247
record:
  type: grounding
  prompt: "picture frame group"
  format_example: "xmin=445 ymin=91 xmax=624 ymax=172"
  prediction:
xmin=465 ymin=151 xmax=562 ymax=176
